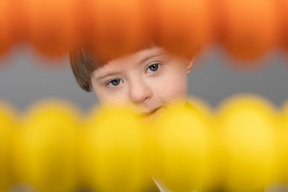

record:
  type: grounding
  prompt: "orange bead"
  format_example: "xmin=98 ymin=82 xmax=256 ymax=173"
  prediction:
xmin=26 ymin=0 xmax=78 ymax=58
xmin=8 ymin=0 xmax=30 ymax=44
xmin=285 ymin=1 xmax=288 ymax=50
xmin=154 ymin=0 xmax=213 ymax=58
xmin=222 ymin=0 xmax=279 ymax=61
xmin=0 ymin=0 xmax=13 ymax=56
xmin=82 ymin=0 xmax=148 ymax=62
xmin=276 ymin=0 xmax=288 ymax=50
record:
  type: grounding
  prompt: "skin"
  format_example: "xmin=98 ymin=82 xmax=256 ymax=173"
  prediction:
xmin=90 ymin=46 xmax=194 ymax=119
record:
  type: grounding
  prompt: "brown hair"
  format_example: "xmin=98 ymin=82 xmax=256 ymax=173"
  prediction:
xmin=69 ymin=42 xmax=105 ymax=92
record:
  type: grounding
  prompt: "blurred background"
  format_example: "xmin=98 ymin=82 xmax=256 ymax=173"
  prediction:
xmin=0 ymin=44 xmax=287 ymax=112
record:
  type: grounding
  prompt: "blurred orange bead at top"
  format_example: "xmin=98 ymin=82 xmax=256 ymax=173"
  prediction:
xmin=277 ymin=0 xmax=288 ymax=50
xmin=0 ymin=0 xmax=13 ymax=56
xmin=81 ymin=0 xmax=148 ymax=62
xmin=221 ymin=0 xmax=279 ymax=61
xmin=26 ymin=0 xmax=78 ymax=58
xmin=154 ymin=0 xmax=213 ymax=58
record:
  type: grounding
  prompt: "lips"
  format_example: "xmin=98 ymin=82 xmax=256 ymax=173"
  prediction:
xmin=143 ymin=106 xmax=165 ymax=120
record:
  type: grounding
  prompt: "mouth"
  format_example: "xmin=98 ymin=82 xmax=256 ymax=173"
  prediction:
xmin=142 ymin=106 xmax=165 ymax=120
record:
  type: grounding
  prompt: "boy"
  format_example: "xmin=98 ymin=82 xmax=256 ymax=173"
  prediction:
xmin=69 ymin=44 xmax=196 ymax=191
xmin=70 ymin=44 xmax=194 ymax=120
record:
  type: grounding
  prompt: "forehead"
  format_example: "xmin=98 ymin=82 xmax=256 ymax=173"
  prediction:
xmin=95 ymin=46 xmax=166 ymax=73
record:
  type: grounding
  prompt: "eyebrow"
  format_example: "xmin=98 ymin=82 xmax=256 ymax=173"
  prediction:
xmin=95 ymin=72 xmax=119 ymax=81
xmin=140 ymin=50 xmax=166 ymax=64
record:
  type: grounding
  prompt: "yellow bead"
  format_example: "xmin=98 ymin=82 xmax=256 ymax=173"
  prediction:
xmin=277 ymin=100 xmax=288 ymax=183
xmin=0 ymin=101 xmax=15 ymax=192
xmin=10 ymin=100 xmax=79 ymax=192
xmin=79 ymin=105 xmax=147 ymax=192
xmin=218 ymin=95 xmax=278 ymax=192
xmin=187 ymin=97 xmax=212 ymax=116
xmin=150 ymin=101 xmax=211 ymax=192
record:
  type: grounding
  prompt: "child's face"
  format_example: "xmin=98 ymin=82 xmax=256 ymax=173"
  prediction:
xmin=91 ymin=46 xmax=193 ymax=119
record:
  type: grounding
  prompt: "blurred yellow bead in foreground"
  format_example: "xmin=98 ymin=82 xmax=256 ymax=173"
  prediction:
xmin=218 ymin=95 xmax=278 ymax=192
xmin=0 ymin=102 xmax=15 ymax=192
xmin=80 ymin=105 xmax=147 ymax=192
xmin=187 ymin=97 xmax=213 ymax=117
xmin=11 ymin=100 xmax=79 ymax=192
xmin=149 ymin=101 xmax=211 ymax=192
xmin=277 ymin=100 xmax=288 ymax=183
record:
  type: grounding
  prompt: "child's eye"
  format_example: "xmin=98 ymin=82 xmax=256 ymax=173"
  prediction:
xmin=107 ymin=78 xmax=122 ymax=87
xmin=146 ymin=63 xmax=160 ymax=73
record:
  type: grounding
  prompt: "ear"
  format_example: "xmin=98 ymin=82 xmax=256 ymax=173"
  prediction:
xmin=187 ymin=58 xmax=194 ymax=74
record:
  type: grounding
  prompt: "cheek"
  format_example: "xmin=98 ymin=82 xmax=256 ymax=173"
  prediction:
xmin=152 ymin=70 xmax=188 ymax=102
xmin=94 ymin=87 xmax=130 ymax=104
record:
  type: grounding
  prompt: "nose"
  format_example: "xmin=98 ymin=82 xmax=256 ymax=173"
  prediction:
xmin=129 ymin=78 xmax=153 ymax=104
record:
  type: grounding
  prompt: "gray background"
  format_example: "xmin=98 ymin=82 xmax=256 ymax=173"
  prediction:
xmin=0 ymin=44 xmax=287 ymax=112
